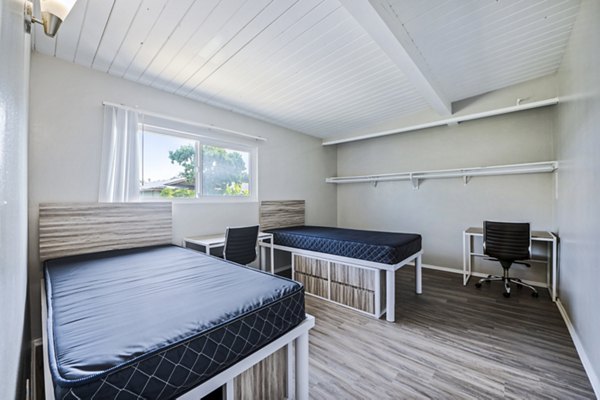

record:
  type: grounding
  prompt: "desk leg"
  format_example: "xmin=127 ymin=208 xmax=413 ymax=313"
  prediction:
xmin=552 ymin=238 xmax=557 ymax=302
xmin=462 ymin=232 xmax=467 ymax=285
xmin=270 ymin=237 xmax=275 ymax=275
xmin=463 ymin=232 xmax=472 ymax=286
xmin=415 ymin=255 xmax=422 ymax=294
xmin=260 ymin=243 xmax=266 ymax=271
xmin=386 ymin=270 xmax=395 ymax=322
xmin=205 ymin=246 xmax=210 ymax=256
xmin=546 ymin=241 xmax=551 ymax=297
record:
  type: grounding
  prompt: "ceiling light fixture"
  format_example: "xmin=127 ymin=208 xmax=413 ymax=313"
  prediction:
xmin=24 ymin=0 xmax=78 ymax=38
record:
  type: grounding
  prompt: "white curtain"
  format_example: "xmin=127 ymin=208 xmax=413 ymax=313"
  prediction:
xmin=99 ymin=105 xmax=140 ymax=202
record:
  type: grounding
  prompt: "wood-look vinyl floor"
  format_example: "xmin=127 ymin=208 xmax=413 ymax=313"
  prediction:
xmin=304 ymin=268 xmax=596 ymax=399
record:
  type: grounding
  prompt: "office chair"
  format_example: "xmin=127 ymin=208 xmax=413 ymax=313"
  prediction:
xmin=223 ymin=225 xmax=260 ymax=265
xmin=475 ymin=221 xmax=539 ymax=298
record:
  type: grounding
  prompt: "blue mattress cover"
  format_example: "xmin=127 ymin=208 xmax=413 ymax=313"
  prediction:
xmin=44 ymin=245 xmax=304 ymax=399
xmin=266 ymin=226 xmax=422 ymax=264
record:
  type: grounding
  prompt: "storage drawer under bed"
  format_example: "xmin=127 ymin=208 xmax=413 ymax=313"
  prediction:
xmin=292 ymin=254 xmax=384 ymax=316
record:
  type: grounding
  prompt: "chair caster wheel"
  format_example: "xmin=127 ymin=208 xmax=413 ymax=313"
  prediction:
xmin=503 ymin=292 xmax=510 ymax=298
xmin=532 ymin=292 xmax=539 ymax=298
xmin=475 ymin=282 xmax=482 ymax=288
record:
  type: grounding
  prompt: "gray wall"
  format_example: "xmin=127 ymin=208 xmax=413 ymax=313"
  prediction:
xmin=554 ymin=0 xmax=600 ymax=392
xmin=0 ymin=0 xmax=30 ymax=398
xmin=337 ymin=99 xmax=556 ymax=283
xmin=28 ymin=54 xmax=337 ymax=338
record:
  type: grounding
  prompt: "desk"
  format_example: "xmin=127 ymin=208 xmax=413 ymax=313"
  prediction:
xmin=463 ymin=227 xmax=558 ymax=301
xmin=183 ymin=232 xmax=275 ymax=274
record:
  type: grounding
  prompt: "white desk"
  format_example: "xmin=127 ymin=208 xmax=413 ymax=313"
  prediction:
xmin=183 ymin=232 xmax=275 ymax=274
xmin=463 ymin=227 xmax=558 ymax=301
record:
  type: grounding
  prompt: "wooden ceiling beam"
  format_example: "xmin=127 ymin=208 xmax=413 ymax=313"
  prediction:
xmin=339 ymin=0 xmax=452 ymax=116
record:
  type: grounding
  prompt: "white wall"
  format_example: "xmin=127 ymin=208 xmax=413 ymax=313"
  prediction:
xmin=554 ymin=0 xmax=600 ymax=393
xmin=0 ymin=1 xmax=30 ymax=399
xmin=28 ymin=53 xmax=337 ymax=338
xmin=336 ymin=79 xmax=557 ymax=283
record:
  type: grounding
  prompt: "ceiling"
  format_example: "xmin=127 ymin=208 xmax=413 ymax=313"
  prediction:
xmin=33 ymin=0 xmax=581 ymax=140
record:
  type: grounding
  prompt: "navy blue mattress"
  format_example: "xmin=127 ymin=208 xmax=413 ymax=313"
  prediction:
xmin=266 ymin=226 xmax=422 ymax=265
xmin=44 ymin=245 xmax=305 ymax=400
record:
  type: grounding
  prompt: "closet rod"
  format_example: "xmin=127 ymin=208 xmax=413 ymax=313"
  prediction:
xmin=102 ymin=101 xmax=267 ymax=142
xmin=326 ymin=161 xmax=558 ymax=188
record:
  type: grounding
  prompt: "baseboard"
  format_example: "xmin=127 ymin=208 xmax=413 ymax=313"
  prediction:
xmin=556 ymin=299 xmax=600 ymax=398
xmin=421 ymin=263 xmax=548 ymax=288
xmin=420 ymin=263 xmax=462 ymax=274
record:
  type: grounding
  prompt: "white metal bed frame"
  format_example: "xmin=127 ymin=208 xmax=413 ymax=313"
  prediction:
xmin=39 ymin=202 xmax=314 ymax=400
xmin=263 ymin=242 xmax=423 ymax=323
xmin=258 ymin=200 xmax=423 ymax=323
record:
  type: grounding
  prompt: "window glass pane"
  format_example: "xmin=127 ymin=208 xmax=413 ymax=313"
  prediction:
xmin=140 ymin=131 xmax=196 ymax=199
xmin=202 ymin=145 xmax=250 ymax=197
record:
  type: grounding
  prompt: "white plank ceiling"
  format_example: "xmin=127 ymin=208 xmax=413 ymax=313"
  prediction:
xmin=33 ymin=0 xmax=581 ymax=139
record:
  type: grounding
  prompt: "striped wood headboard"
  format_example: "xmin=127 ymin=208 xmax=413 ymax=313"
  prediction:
xmin=39 ymin=202 xmax=172 ymax=261
xmin=259 ymin=200 xmax=305 ymax=231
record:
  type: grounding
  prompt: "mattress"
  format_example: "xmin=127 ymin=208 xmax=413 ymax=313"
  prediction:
xmin=267 ymin=226 xmax=422 ymax=264
xmin=44 ymin=245 xmax=305 ymax=400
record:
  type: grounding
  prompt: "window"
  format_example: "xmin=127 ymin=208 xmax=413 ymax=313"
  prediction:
xmin=139 ymin=127 xmax=256 ymax=201
xmin=201 ymin=145 xmax=251 ymax=197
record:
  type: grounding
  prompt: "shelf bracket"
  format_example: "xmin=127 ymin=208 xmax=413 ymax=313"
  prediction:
xmin=463 ymin=175 xmax=471 ymax=185
xmin=409 ymin=173 xmax=420 ymax=190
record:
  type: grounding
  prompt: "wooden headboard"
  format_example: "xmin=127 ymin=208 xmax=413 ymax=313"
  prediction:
xmin=259 ymin=200 xmax=305 ymax=231
xmin=39 ymin=203 xmax=172 ymax=261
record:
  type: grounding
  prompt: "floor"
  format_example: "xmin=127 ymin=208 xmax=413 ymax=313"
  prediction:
xmin=303 ymin=267 xmax=596 ymax=399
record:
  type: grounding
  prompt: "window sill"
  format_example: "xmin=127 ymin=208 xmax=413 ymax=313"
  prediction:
xmin=140 ymin=197 xmax=258 ymax=205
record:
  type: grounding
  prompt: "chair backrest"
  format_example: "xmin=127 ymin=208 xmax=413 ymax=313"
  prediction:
xmin=223 ymin=225 xmax=260 ymax=265
xmin=483 ymin=221 xmax=531 ymax=262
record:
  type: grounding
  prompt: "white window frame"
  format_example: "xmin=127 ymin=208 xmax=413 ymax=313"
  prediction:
xmin=139 ymin=123 xmax=258 ymax=203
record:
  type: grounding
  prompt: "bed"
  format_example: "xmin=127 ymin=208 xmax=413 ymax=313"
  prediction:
xmin=259 ymin=201 xmax=423 ymax=322
xmin=39 ymin=203 xmax=314 ymax=400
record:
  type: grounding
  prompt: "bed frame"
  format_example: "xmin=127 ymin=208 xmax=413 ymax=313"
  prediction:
xmin=39 ymin=202 xmax=314 ymax=400
xmin=259 ymin=200 xmax=423 ymax=322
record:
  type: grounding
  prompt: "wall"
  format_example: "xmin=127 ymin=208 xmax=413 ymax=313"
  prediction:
xmin=554 ymin=0 xmax=600 ymax=393
xmin=336 ymin=79 xmax=557 ymax=283
xmin=28 ymin=53 xmax=337 ymax=338
xmin=0 ymin=0 xmax=30 ymax=399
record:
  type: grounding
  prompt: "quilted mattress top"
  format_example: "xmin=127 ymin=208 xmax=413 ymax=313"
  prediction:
xmin=44 ymin=245 xmax=304 ymax=385
xmin=266 ymin=225 xmax=422 ymax=264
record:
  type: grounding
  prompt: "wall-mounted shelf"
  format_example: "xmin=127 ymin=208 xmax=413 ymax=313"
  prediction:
xmin=326 ymin=161 xmax=558 ymax=189
xmin=322 ymin=98 xmax=559 ymax=146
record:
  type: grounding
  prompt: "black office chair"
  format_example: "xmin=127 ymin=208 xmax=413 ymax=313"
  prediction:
xmin=223 ymin=225 xmax=260 ymax=265
xmin=475 ymin=221 xmax=539 ymax=298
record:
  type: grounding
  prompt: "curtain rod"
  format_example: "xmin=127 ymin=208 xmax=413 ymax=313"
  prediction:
xmin=102 ymin=101 xmax=267 ymax=142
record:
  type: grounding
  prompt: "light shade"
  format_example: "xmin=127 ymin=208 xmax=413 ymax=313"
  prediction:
xmin=39 ymin=0 xmax=77 ymax=37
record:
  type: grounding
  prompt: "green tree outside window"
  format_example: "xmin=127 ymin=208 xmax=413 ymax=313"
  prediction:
xmin=161 ymin=144 xmax=249 ymax=198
